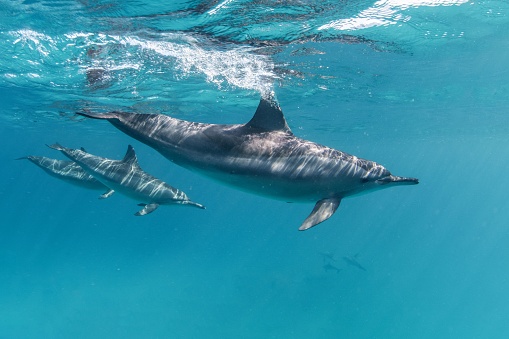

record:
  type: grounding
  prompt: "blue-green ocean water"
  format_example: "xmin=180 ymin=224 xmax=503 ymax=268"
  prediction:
xmin=1 ymin=0 xmax=509 ymax=338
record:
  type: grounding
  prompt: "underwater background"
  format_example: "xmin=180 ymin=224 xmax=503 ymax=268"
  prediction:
xmin=1 ymin=0 xmax=509 ymax=337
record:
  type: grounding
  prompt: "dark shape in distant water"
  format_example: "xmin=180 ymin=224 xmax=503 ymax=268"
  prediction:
xmin=76 ymin=94 xmax=417 ymax=230
xmin=323 ymin=263 xmax=342 ymax=274
xmin=319 ymin=251 xmax=337 ymax=263
xmin=48 ymin=143 xmax=205 ymax=215
xmin=17 ymin=154 xmax=111 ymax=193
xmin=343 ymin=255 xmax=367 ymax=272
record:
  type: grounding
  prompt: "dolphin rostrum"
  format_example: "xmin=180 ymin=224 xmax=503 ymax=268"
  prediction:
xmin=77 ymin=94 xmax=418 ymax=229
xmin=48 ymin=143 xmax=205 ymax=215
xmin=17 ymin=153 xmax=113 ymax=195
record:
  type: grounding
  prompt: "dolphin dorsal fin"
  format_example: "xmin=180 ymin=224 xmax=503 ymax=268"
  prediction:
xmin=122 ymin=145 xmax=139 ymax=166
xmin=245 ymin=95 xmax=292 ymax=134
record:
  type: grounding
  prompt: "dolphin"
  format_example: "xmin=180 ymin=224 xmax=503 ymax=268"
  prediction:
xmin=17 ymin=153 xmax=113 ymax=195
xmin=76 ymin=94 xmax=418 ymax=229
xmin=47 ymin=143 xmax=205 ymax=215
xmin=323 ymin=263 xmax=342 ymax=274
xmin=319 ymin=252 xmax=337 ymax=263
xmin=343 ymin=255 xmax=367 ymax=272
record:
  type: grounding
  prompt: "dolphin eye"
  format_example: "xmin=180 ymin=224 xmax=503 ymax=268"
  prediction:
xmin=360 ymin=178 xmax=369 ymax=183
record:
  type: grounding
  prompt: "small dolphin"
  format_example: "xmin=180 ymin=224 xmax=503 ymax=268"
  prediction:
xmin=76 ymin=94 xmax=418 ymax=230
xmin=323 ymin=263 xmax=342 ymax=274
xmin=343 ymin=255 xmax=367 ymax=272
xmin=17 ymin=153 xmax=112 ymax=194
xmin=48 ymin=143 xmax=205 ymax=215
xmin=319 ymin=252 xmax=337 ymax=263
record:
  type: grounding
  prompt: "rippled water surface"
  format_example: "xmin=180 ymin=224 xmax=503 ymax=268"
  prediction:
xmin=1 ymin=1 xmax=509 ymax=338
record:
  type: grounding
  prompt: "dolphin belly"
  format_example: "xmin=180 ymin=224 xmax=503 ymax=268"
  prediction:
xmin=173 ymin=158 xmax=361 ymax=202
xmin=91 ymin=177 xmax=151 ymax=202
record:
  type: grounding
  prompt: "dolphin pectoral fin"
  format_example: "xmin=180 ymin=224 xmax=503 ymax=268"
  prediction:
xmin=299 ymin=198 xmax=341 ymax=231
xmin=135 ymin=203 xmax=159 ymax=216
xmin=99 ymin=189 xmax=115 ymax=199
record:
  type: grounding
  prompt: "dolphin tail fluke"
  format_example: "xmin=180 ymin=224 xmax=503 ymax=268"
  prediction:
xmin=299 ymin=198 xmax=341 ymax=231
xmin=76 ymin=110 xmax=119 ymax=120
xmin=135 ymin=203 xmax=159 ymax=216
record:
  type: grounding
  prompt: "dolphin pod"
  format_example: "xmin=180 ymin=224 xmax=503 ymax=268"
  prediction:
xmin=48 ymin=143 xmax=205 ymax=215
xmin=77 ymin=94 xmax=418 ymax=230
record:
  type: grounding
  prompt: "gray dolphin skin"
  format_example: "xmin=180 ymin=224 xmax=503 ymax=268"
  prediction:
xmin=17 ymin=154 xmax=110 ymax=192
xmin=47 ymin=143 xmax=205 ymax=215
xmin=77 ymin=94 xmax=418 ymax=229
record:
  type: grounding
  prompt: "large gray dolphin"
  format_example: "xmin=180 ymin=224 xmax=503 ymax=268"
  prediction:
xmin=17 ymin=154 xmax=112 ymax=194
xmin=48 ymin=143 xmax=205 ymax=215
xmin=77 ymin=95 xmax=418 ymax=229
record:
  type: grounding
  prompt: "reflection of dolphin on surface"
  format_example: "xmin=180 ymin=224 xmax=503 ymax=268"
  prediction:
xmin=17 ymin=153 xmax=112 ymax=194
xmin=86 ymin=68 xmax=110 ymax=89
xmin=343 ymin=255 xmax=367 ymax=272
xmin=48 ymin=143 xmax=205 ymax=215
xmin=77 ymin=94 xmax=418 ymax=230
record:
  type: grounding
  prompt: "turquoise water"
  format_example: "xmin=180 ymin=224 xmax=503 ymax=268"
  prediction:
xmin=2 ymin=0 xmax=509 ymax=337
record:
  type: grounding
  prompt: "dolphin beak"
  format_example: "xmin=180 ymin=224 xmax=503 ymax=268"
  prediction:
xmin=376 ymin=175 xmax=419 ymax=185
